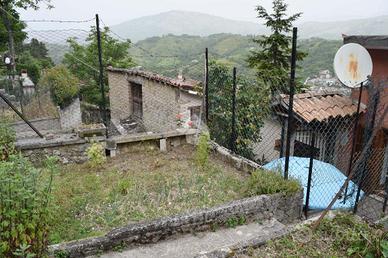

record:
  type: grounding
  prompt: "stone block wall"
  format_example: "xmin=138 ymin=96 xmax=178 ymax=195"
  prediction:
xmin=58 ymin=98 xmax=82 ymax=130
xmin=18 ymin=138 xmax=104 ymax=164
xmin=108 ymin=71 xmax=132 ymax=122
xmin=51 ymin=191 xmax=303 ymax=257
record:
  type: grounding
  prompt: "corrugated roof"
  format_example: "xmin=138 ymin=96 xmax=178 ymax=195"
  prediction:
xmin=107 ymin=67 xmax=200 ymax=90
xmin=281 ymin=90 xmax=365 ymax=123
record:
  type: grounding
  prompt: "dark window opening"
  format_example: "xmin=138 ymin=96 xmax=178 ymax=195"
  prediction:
xmin=190 ymin=106 xmax=201 ymax=127
xmin=294 ymin=140 xmax=320 ymax=158
xmin=131 ymin=82 xmax=143 ymax=118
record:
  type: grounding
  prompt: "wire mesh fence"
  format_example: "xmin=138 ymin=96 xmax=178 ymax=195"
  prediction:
xmin=1 ymin=12 xmax=209 ymax=140
xmin=2 ymin=11 xmax=388 ymax=223
xmin=205 ymin=45 xmax=388 ymax=221
xmin=0 ymin=15 xmax=108 ymax=140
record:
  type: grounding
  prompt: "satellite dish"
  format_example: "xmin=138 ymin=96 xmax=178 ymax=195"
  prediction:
xmin=334 ymin=43 xmax=373 ymax=88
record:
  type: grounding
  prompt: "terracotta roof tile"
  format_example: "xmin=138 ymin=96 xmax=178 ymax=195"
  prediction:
xmin=281 ymin=91 xmax=365 ymax=123
xmin=107 ymin=67 xmax=200 ymax=89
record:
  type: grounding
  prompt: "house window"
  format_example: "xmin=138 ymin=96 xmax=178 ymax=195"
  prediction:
xmin=294 ymin=140 xmax=320 ymax=158
xmin=190 ymin=106 xmax=201 ymax=127
xmin=131 ymin=83 xmax=143 ymax=118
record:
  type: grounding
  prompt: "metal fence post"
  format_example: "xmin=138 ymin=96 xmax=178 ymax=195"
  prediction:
xmin=305 ymin=131 xmax=316 ymax=217
xmin=354 ymin=87 xmax=380 ymax=213
xmin=230 ymin=67 xmax=237 ymax=152
xmin=284 ymin=27 xmax=298 ymax=180
xmin=96 ymin=14 xmax=108 ymax=137
xmin=343 ymin=82 xmax=364 ymax=202
xmin=205 ymin=48 xmax=209 ymax=122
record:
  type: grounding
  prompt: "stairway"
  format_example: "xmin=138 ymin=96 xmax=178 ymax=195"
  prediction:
xmin=89 ymin=219 xmax=289 ymax=258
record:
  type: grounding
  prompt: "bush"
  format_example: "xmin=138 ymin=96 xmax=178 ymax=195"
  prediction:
xmin=0 ymin=155 xmax=57 ymax=257
xmin=0 ymin=118 xmax=16 ymax=161
xmin=86 ymin=141 xmax=106 ymax=168
xmin=243 ymin=170 xmax=301 ymax=196
xmin=195 ymin=132 xmax=210 ymax=169
xmin=38 ymin=65 xmax=79 ymax=108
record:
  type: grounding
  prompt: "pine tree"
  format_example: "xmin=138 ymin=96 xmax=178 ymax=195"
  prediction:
xmin=247 ymin=0 xmax=306 ymax=94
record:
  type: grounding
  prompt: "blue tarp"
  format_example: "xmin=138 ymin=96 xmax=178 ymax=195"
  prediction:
xmin=263 ymin=157 xmax=363 ymax=210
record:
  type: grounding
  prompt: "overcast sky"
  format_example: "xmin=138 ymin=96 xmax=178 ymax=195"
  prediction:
xmin=19 ymin=0 xmax=388 ymax=29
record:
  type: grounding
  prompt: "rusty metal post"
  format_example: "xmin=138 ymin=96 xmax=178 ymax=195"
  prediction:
xmin=305 ymin=131 xmax=316 ymax=218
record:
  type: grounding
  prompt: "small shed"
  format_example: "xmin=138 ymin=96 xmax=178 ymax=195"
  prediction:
xmin=107 ymin=67 xmax=202 ymax=134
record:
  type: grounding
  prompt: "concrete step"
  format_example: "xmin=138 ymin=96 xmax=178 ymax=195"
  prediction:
xmin=89 ymin=219 xmax=288 ymax=258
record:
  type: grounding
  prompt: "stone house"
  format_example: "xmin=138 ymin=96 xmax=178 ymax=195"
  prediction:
xmin=107 ymin=67 xmax=202 ymax=134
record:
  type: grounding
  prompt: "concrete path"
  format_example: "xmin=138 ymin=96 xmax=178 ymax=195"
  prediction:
xmin=90 ymin=219 xmax=288 ymax=258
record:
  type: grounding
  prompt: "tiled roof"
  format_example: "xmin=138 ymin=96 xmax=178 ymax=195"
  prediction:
xmin=107 ymin=67 xmax=200 ymax=89
xmin=280 ymin=90 xmax=365 ymax=123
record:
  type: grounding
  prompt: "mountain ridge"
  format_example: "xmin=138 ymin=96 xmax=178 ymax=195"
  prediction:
xmin=111 ymin=10 xmax=388 ymax=42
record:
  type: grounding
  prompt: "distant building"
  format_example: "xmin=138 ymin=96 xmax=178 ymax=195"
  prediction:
xmin=20 ymin=70 xmax=35 ymax=96
xmin=304 ymin=70 xmax=349 ymax=95
xmin=107 ymin=67 xmax=202 ymax=134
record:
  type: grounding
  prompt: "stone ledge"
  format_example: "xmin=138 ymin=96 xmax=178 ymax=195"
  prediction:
xmin=210 ymin=141 xmax=261 ymax=172
xmin=50 ymin=191 xmax=303 ymax=257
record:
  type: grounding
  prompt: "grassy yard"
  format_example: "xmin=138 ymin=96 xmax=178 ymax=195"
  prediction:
xmin=239 ymin=213 xmax=387 ymax=258
xmin=48 ymin=144 xmax=300 ymax=244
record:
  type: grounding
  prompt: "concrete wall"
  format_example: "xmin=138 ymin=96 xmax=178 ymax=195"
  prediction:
xmin=12 ymin=117 xmax=61 ymax=138
xmin=51 ymin=191 xmax=303 ymax=257
xmin=252 ymin=118 xmax=282 ymax=163
xmin=59 ymin=98 xmax=82 ymax=130
xmin=108 ymin=71 xmax=202 ymax=133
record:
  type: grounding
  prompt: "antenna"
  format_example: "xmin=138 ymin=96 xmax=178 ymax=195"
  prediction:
xmin=333 ymin=43 xmax=373 ymax=88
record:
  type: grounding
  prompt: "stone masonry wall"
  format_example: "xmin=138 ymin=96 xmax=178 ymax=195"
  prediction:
xmin=108 ymin=71 xmax=132 ymax=122
xmin=58 ymin=98 xmax=82 ymax=130
xmin=19 ymin=138 xmax=103 ymax=164
xmin=50 ymin=191 xmax=303 ymax=257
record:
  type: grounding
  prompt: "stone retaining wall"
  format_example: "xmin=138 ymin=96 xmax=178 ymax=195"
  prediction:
xmin=50 ymin=191 xmax=303 ymax=257
xmin=210 ymin=141 xmax=261 ymax=173
xmin=17 ymin=136 xmax=105 ymax=164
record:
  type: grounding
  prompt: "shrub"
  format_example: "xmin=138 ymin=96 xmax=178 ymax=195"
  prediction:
xmin=243 ymin=170 xmax=301 ymax=196
xmin=195 ymin=132 xmax=210 ymax=169
xmin=86 ymin=141 xmax=106 ymax=168
xmin=0 ymin=118 xmax=16 ymax=161
xmin=38 ymin=65 xmax=79 ymax=108
xmin=0 ymin=155 xmax=57 ymax=257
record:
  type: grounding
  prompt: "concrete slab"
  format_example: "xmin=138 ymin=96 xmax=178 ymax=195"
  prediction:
xmin=90 ymin=219 xmax=287 ymax=258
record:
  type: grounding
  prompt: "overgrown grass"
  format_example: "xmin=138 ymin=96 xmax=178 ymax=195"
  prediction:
xmin=243 ymin=213 xmax=388 ymax=258
xmin=48 ymin=145 xmax=300 ymax=244
xmin=243 ymin=170 xmax=301 ymax=197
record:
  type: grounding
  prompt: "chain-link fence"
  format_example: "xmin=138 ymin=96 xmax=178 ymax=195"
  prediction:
xmin=0 ymin=14 xmax=108 ymax=140
xmin=1 ymin=11 xmax=209 ymax=141
xmin=3 ymin=12 xmax=388 ymax=223
xmin=205 ymin=43 xmax=388 ymax=221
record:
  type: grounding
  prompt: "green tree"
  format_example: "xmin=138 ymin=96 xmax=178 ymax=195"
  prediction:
xmin=63 ymin=26 xmax=135 ymax=105
xmin=0 ymin=0 xmax=52 ymax=73
xmin=16 ymin=39 xmax=54 ymax=84
xmin=247 ymin=0 xmax=306 ymax=94
xmin=208 ymin=61 xmax=269 ymax=160
xmin=38 ymin=65 xmax=80 ymax=108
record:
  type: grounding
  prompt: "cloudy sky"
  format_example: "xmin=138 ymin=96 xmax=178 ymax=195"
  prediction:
xmin=19 ymin=0 xmax=388 ymax=27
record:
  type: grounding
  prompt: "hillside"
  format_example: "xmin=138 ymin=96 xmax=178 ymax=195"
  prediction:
xmin=112 ymin=11 xmax=266 ymax=42
xmin=111 ymin=10 xmax=388 ymax=41
xmin=129 ymin=34 xmax=342 ymax=80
